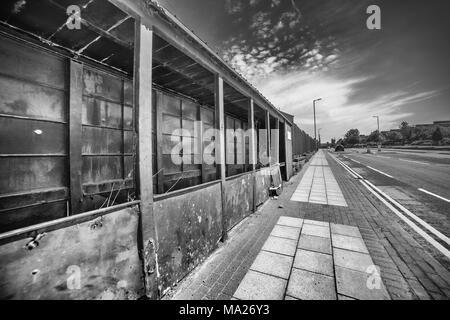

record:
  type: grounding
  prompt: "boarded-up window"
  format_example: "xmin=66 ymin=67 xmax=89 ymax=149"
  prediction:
xmin=225 ymin=116 xmax=247 ymax=177
xmin=153 ymin=90 xmax=218 ymax=194
xmin=156 ymin=91 xmax=204 ymax=194
xmin=81 ymin=67 xmax=135 ymax=212
xmin=0 ymin=36 xmax=68 ymax=232
xmin=0 ymin=35 xmax=137 ymax=233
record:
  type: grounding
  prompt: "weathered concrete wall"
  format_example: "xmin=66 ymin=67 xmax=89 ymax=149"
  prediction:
xmin=224 ymin=173 xmax=254 ymax=231
xmin=254 ymin=169 xmax=271 ymax=207
xmin=153 ymin=183 xmax=223 ymax=295
xmin=0 ymin=206 xmax=144 ymax=300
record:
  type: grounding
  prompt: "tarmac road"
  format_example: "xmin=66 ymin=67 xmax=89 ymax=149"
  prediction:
xmin=334 ymin=148 xmax=450 ymax=266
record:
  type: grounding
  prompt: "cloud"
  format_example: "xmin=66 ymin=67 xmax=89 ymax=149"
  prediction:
xmin=253 ymin=71 xmax=440 ymax=140
xmin=225 ymin=0 xmax=243 ymax=14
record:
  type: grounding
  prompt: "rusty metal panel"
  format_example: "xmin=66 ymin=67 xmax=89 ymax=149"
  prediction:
xmin=0 ymin=201 xmax=67 ymax=234
xmin=82 ymin=127 xmax=123 ymax=154
xmin=82 ymin=97 xmax=122 ymax=128
xmin=82 ymin=67 xmax=124 ymax=102
xmin=0 ymin=157 xmax=67 ymax=194
xmin=82 ymin=156 xmax=123 ymax=184
xmin=0 ymin=206 xmax=144 ymax=300
xmin=155 ymin=90 xmax=207 ymax=193
xmin=0 ymin=36 xmax=66 ymax=91
xmin=0 ymin=76 xmax=66 ymax=122
xmin=154 ymin=183 xmax=222 ymax=294
xmin=224 ymin=173 xmax=254 ymax=231
xmin=80 ymin=64 xmax=136 ymax=209
xmin=0 ymin=33 xmax=69 ymax=232
xmin=0 ymin=118 xmax=66 ymax=155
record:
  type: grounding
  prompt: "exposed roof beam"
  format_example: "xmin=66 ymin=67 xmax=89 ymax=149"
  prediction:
xmin=46 ymin=0 xmax=133 ymax=53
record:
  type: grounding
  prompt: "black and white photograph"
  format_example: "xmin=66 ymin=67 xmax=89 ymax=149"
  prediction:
xmin=0 ymin=0 xmax=449 ymax=307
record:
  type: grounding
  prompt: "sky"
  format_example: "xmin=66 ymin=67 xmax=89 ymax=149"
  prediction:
xmin=156 ymin=0 xmax=450 ymax=142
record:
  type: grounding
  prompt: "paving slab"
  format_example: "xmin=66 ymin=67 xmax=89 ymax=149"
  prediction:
xmin=250 ymin=251 xmax=293 ymax=279
xmin=302 ymin=224 xmax=331 ymax=238
xmin=233 ymin=271 xmax=287 ymax=300
xmin=277 ymin=216 xmax=303 ymax=228
xmin=335 ymin=266 xmax=390 ymax=300
xmin=331 ymin=224 xmax=362 ymax=238
xmin=271 ymin=225 xmax=301 ymax=240
xmin=293 ymin=249 xmax=334 ymax=277
xmin=262 ymin=236 xmax=298 ymax=257
xmin=332 ymin=234 xmax=369 ymax=254
xmin=333 ymin=248 xmax=374 ymax=273
xmin=287 ymin=268 xmax=337 ymax=300
xmin=298 ymin=234 xmax=332 ymax=255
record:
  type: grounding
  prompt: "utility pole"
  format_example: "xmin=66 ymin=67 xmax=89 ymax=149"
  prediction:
xmin=373 ymin=115 xmax=380 ymax=152
xmin=313 ymin=98 xmax=322 ymax=151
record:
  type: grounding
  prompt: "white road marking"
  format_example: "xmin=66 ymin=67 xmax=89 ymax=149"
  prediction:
xmin=419 ymin=188 xmax=450 ymax=203
xmin=359 ymin=181 xmax=450 ymax=260
xmin=399 ymin=159 xmax=429 ymax=165
xmin=366 ymin=166 xmax=394 ymax=178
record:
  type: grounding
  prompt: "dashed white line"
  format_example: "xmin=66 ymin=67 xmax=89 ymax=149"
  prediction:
xmin=419 ymin=188 xmax=450 ymax=203
xmin=366 ymin=166 xmax=394 ymax=178
xmin=399 ymin=159 xmax=429 ymax=165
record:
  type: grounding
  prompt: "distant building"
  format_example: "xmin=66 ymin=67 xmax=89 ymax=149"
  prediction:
xmin=415 ymin=123 xmax=435 ymax=130
xmin=280 ymin=111 xmax=295 ymax=124
xmin=433 ymin=121 xmax=450 ymax=127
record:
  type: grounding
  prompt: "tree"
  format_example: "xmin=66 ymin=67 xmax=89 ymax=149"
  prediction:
xmin=385 ymin=131 xmax=403 ymax=144
xmin=399 ymin=121 xmax=412 ymax=143
xmin=432 ymin=127 xmax=443 ymax=145
xmin=331 ymin=138 xmax=336 ymax=147
xmin=367 ymin=130 xmax=379 ymax=143
xmin=344 ymin=129 xmax=360 ymax=145
xmin=400 ymin=121 xmax=409 ymax=130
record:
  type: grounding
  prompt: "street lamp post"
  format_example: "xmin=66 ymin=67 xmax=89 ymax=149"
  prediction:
xmin=313 ymin=98 xmax=322 ymax=151
xmin=373 ymin=115 xmax=381 ymax=152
